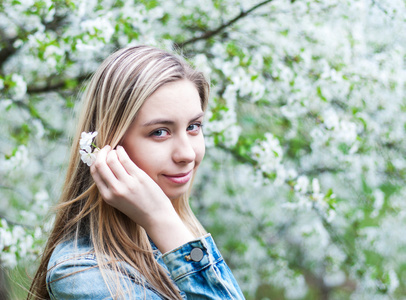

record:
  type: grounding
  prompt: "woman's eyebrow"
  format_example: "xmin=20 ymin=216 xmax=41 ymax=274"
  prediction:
xmin=190 ymin=112 xmax=205 ymax=122
xmin=142 ymin=112 xmax=205 ymax=127
xmin=142 ymin=119 xmax=174 ymax=127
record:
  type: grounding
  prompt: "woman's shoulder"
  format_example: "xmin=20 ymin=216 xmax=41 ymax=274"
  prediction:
xmin=48 ymin=236 xmax=94 ymax=268
xmin=46 ymin=236 xmax=163 ymax=299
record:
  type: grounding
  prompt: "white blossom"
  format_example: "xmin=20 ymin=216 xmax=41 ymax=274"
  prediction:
xmin=0 ymin=99 xmax=12 ymax=110
xmin=79 ymin=131 xmax=98 ymax=149
xmin=1 ymin=252 xmax=17 ymax=269
xmin=251 ymin=133 xmax=283 ymax=174
xmin=295 ymin=176 xmax=309 ymax=194
xmin=32 ymin=119 xmax=45 ymax=138
xmin=335 ymin=120 xmax=358 ymax=145
xmin=371 ymin=189 xmax=385 ymax=218
xmin=11 ymin=73 xmax=27 ymax=100
xmin=388 ymin=269 xmax=399 ymax=294
xmin=0 ymin=145 xmax=29 ymax=172
xmin=79 ymin=146 xmax=98 ymax=166
xmin=80 ymin=14 xmax=115 ymax=42
xmin=78 ymin=131 xmax=99 ymax=166
xmin=323 ymin=108 xmax=339 ymax=130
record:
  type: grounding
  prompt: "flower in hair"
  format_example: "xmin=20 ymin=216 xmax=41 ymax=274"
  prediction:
xmin=80 ymin=131 xmax=98 ymax=148
xmin=79 ymin=131 xmax=99 ymax=166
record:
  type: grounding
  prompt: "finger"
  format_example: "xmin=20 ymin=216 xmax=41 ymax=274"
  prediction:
xmin=106 ymin=149 xmax=131 ymax=182
xmin=116 ymin=145 xmax=144 ymax=176
xmin=90 ymin=164 xmax=111 ymax=199
xmin=90 ymin=145 xmax=112 ymax=194
xmin=91 ymin=145 xmax=120 ymax=189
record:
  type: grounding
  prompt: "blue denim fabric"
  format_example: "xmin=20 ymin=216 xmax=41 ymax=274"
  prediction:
xmin=46 ymin=234 xmax=245 ymax=299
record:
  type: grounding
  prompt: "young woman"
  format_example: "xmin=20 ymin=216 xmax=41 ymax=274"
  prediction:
xmin=28 ymin=45 xmax=245 ymax=299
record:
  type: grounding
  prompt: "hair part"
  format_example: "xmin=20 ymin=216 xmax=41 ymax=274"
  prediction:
xmin=28 ymin=45 xmax=209 ymax=299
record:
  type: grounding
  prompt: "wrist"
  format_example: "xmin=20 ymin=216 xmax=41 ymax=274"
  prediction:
xmin=146 ymin=214 xmax=194 ymax=253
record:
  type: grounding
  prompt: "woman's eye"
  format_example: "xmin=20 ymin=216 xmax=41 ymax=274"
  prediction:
xmin=187 ymin=123 xmax=202 ymax=133
xmin=151 ymin=129 xmax=169 ymax=137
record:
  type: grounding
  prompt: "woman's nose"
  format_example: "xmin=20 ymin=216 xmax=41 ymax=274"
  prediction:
xmin=172 ymin=134 xmax=196 ymax=164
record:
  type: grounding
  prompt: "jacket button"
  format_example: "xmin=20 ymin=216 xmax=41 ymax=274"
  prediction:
xmin=190 ymin=248 xmax=204 ymax=262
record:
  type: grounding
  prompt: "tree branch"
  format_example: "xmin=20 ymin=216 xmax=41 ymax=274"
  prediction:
xmin=27 ymin=73 xmax=92 ymax=93
xmin=371 ymin=0 xmax=390 ymax=16
xmin=0 ymin=33 xmax=19 ymax=69
xmin=0 ymin=11 xmax=67 ymax=71
xmin=0 ymin=185 xmax=27 ymax=200
xmin=0 ymin=214 xmax=35 ymax=229
xmin=178 ymin=0 xmax=274 ymax=48
xmin=216 ymin=143 xmax=257 ymax=165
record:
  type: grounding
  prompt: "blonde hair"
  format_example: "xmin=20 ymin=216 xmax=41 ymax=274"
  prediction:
xmin=28 ymin=45 xmax=210 ymax=299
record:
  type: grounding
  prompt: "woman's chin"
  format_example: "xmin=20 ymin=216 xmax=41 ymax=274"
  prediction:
xmin=165 ymin=187 xmax=189 ymax=201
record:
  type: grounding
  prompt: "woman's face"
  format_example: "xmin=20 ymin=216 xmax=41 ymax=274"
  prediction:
xmin=121 ymin=79 xmax=205 ymax=200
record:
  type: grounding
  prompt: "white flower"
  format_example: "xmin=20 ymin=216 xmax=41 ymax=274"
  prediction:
xmin=34 ymin=227 xmax=42 ymax=239
xmin=371 ymin=189 xmax=384 ymax=218
xmin=80 ymin=14 xmax=115 ymax=42
xmin=295 ymin=176 xmax=309 ymax=194
xmin=11 ymin=74 xmax=27 ymax=100
xmin=1 ymin=145 xmax=29 ymax=172
xmin=251 ymin=133 xmax=284 ymax=172
xmin=335 ymin=120 xmax=357 ymax=144
xmin=80 ymin=147 xmax=98 ymax=166
xmin=33 ymin=119 xmax=45 ymax=138
xmin=79 ymin=131 xmax=98 ymax=149
xmin=79 ymin=131 xmax=100 ymax=166
xmin=323 ymin=108 xmax=339 ymax=130
xmin=312 ymin=178 xmax=320 ymax=194
xmin=35 ymin=190 xmax=49 ymax=202
xmin=388 ymin=269 xmax=399 ymax=294
xmin=1 ymin=252 xmax=17 ymax=269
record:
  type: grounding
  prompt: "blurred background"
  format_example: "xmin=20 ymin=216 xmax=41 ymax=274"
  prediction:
xmin=1 ymin=0 xmax=405 ymax=299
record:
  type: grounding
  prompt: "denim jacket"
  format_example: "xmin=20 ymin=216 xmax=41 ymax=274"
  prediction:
xmin=46 ymin=234 xmax=245 ymax=299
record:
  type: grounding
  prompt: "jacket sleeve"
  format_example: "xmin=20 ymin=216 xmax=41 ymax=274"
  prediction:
xmin=162 ymin=234 xmax=245 ymax=299
xmin=46 ymin=253 xmax=163 ymax=300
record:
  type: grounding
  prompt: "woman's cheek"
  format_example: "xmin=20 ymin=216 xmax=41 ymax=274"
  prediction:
xmin=194 ymin=137 xmax=206 ymax=167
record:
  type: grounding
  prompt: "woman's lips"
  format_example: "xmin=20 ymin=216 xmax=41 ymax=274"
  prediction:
xmin=163 ymin=171 xmax=192 ymax=184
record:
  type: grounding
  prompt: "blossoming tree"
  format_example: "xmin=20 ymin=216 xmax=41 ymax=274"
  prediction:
xmin=1 ymin=0 xmax=405 ymax=298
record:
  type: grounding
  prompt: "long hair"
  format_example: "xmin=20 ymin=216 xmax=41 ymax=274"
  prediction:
xmin=28 ymin=45 xmax=210 ymax=299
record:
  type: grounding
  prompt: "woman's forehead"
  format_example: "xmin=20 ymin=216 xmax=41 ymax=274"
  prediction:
xmin=135 ymin=80 xmax=203 ymax=123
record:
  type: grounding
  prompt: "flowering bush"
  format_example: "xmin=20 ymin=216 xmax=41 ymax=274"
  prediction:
xmin=1 ymin=0 xmax=405 ymax=298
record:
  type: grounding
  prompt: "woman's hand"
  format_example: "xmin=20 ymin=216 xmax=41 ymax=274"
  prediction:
xmin=90 ymin=145 xmax=171 ymax=228
xmin=90 ymin=145 xmax=194 ymax=253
